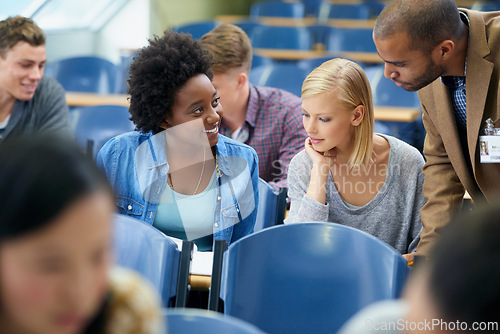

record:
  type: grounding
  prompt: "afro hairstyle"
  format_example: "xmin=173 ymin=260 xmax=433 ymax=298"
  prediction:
xmin=128 ymin=30 xmax=213 ymax=134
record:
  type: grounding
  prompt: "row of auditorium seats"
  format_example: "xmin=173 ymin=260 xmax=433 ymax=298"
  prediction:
xmin=59 ymin=60 xmax=424 ymax=154
xmin=249 ymin=0 xmax=385 ymax=20
xmin=114 ymin=214 xmax=410 ymax=334
xmin=175 ymin=22 xmax=377 ymax=52
xmin=247 ymin=0 xmax=499 ymax=21
xmin=42 ymin=26 xmax=376 ymax=95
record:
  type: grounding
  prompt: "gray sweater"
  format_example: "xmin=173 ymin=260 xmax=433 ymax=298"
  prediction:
xmin=0 ymin=76 xmax=72 ymax=142
xmin=285 ymin=135 xmax=424 ymax=254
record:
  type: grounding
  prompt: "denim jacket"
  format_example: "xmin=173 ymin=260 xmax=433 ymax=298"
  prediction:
xmin=96 ymin=131 xmax=259 ymax=247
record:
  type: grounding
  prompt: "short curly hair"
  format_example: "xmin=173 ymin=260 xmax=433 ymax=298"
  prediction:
xmin=128 ymin=30 xmax=213 ymax=134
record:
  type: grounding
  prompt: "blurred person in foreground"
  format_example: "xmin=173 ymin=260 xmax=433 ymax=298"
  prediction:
xmin=339 ymin=202 xmax=500 ymax=334
xmin=0 ymin=136 xmax=163 ymax=334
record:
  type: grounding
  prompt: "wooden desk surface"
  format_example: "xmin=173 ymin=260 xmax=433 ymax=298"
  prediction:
xmin=326 ymin=18 xmax=376 ymax=28
xmin=215 ymin=15 xmax=376 ymax=29
xmin=190 ymin=274 xmax=211 ymax=290
xmin=254 ymin=48 xmax=327 ymax=60
xmin=334 ymin=51 xmax=381 ymax=63
xmin=66 ymin=93 xmax=418 ymax=123
xmin=254 ymin=48 xmax=383 ymax=63
xmin=66 ymin=92 xmax=130 ymax=107
xmin=374 ymin=106 xmax=421 ymax=123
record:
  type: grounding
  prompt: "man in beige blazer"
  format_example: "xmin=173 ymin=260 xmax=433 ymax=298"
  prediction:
xmin=373 ymin=0 xmax=500 ymax=260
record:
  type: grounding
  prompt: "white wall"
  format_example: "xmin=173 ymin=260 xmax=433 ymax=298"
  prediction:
xmin=97 ymin=0 xmax=150 ymax=64
xmin=45 ymin=30 xmax=96 ymax=62
xmin=45 ymin=0 xmax=149 ymax=65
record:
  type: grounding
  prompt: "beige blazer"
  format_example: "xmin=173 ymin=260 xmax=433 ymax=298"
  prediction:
xmin=417 ymin=9 xmax=500 ymax=254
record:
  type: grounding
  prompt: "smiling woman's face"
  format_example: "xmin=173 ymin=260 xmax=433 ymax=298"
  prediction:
xmin=165 ymin=74 xmax=223 ymax=148
xmin=0 ymin=191 xmax=114 ymax=334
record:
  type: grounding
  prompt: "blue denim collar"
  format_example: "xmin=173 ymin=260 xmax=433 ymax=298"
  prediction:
xmin=144 ymin=131 xmax=234 ymax=176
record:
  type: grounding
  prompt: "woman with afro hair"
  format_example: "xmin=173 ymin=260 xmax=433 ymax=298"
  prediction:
xmin=97 ymin=31 xmax=259 ymax=251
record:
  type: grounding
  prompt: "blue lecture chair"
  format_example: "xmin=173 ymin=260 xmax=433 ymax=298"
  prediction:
xmin=297 ymin=56 xmax=335 ymax=73
xmin=72 ymin=105 xmax=135 ymax=159
xmin=233 ymin=21 xmax=263 ymax=38
xmin=250 ymin=1 xmax=306 ymax=19
xmin=366 ymin=65 xmax=425 ymax=150
xmin=367 ymin=65 xmax=421 ymax=108
xmin=116 ymin=50 xmax=138 ymax=94
xmin=472 ymin=2 xmax=500 ymax=11
xmin=251 ymin=25 xmax=314 ymax=50
xmin=251 ymin=54 xmax=274 ymax=69
xmin=220 ymin=222 xmax=410 ymax=334
xmin=44 ymin=56 xmax=120 ymax=94
xmin=164 ymin=309 xmax=265 ymax=334
xmin=327 ymin=27 xmax=378 ymax=53
xmin=248 ymin=63 xmax=309 ymax=97
xmin=254 ymin=178 xmax=287 ymax=232
xmin=173 ymin=21 xmax=219 ymax=39
xmin=301 ymin=0 xmax=325 ymax=18
xmin=318 ymin=3 xmax=371 ymax=20
xmin=365 ymin=1 xmax=386 ymax=17
xmin=113 ymin=214 xmax=181 ymax=307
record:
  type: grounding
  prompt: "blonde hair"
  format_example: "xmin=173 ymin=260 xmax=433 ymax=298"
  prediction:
xmin=302 ymin=58 xmax=374 ymax=167
xmin=200 ymin=23 xmax=252 ymax=74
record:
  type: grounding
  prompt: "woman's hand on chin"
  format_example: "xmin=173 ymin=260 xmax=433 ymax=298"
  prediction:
xmin=304 ymin=138 xmax=336 ymax=169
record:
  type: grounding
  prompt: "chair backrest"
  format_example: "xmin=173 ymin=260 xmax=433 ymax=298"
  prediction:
xmin=113 ymin=214 xmax=180 ymax=307
xmin=165 ymin=309 xmax=265 ymax=334
xmin=233 ymin=21 xmax=263 ymax=38
xmin=248 ymin=63 xmax=309 ymax=97
xmin=251 ymin=54 xmax=274 ymax=69
xmin=221 ymin=222 xmax=410 ymax=334
xmin=472 ymin=2 xmax=500 ymax=11
xmin=254 ymin=178 xmax=287 ymax=232
xmin=173 ymin=21 xmax=219 ymax=39
xmin=301 ymin=0 xmax=324 ymax=17
xmin=251 ymin=25 xmax=313 ymax=50
xmin=327 ymin=27 xmax=377 ymax=53
xmin=318 ymin=3 xmax=371 ymax=20
xmin=116 ymin=50 xmax=138 ymax=94
xmin=367 ymin=65 xmax=421 ymax=107
xmin=250 ymin=1 xmax=305 ymax=19
xmin=72 ymin=105 xmax=135 ymax=159
xmin=365 ymin=1 xmax=386 ymax=17
xmin=297 ymin=56 xmax=335 ymax=73
xmin=44 ymin=56 xmax=120 ymax=94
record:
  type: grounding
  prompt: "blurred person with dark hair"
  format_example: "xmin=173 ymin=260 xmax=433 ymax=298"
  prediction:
xmin=0 ymin=136 xmax=163 ymax=334
xmin=0 ymin=16 xmax=71 ymax=142
xmin=339 ymin=202 xmax=500 ymax=333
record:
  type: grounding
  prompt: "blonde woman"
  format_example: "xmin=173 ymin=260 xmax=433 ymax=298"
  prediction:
xmin=285 ymin=58 xmax=424 ymax=258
